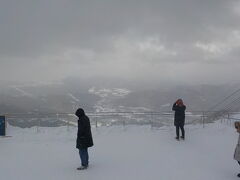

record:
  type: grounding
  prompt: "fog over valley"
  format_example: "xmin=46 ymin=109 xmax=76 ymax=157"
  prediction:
xmin=1 ymin=0 xmax=240 ymax=127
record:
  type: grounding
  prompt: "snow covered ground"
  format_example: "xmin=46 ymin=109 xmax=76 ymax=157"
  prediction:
xmin=0 ymin=121 xmax=239 ymax=180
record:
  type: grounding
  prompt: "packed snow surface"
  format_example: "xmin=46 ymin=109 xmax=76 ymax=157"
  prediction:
xmin=0 ymin=121 xmax=239 ymax=180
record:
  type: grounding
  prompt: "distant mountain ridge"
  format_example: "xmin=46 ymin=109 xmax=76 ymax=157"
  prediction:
xmin=0 ymin=79 xmax=240 ymax=115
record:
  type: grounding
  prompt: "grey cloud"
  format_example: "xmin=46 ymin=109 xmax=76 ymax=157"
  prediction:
xmin=1 ymin=0 xmax=239 ymax=57
xmin=0 ymin=0 xmax=240 ymax=84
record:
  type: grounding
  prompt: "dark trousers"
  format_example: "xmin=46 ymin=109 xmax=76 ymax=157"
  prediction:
xmin=79 ymin=148 xmax=89 ymax=167
xmin=176 ymin=125 xmax=185 ymax=138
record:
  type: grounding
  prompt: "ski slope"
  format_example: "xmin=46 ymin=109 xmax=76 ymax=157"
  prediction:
xmin=0 ymin=121 xmax=239 ymax=180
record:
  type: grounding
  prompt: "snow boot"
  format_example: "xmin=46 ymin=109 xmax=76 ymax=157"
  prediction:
xmin=77 ymin=166 xmax=88 ymax=170
xmin=175 ymin=137 xmax=180 ymax=141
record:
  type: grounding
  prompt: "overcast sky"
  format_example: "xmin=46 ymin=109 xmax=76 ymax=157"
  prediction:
xmin=1 ymin=0 xmax=240 ymax=85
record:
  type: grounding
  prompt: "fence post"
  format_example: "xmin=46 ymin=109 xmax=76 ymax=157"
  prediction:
xmin=37 ymin=119 xmax=40 ymax=133
xmin=95 ymin=116 xmax=98 ymax=128
xmin=67 ymin=119 xmax=69 ymax=131
xmin=123 ymin=119 xmax=125 ymax=128
xmin=122 ymin=113 xmax=126 ymax=130
xmin=227 ymin=112 xmax=230 ymax=126
xmin=202 ymin=111 xmax=205 ymax=128
xmin=150 ymin=112 xmax=153 ymax=130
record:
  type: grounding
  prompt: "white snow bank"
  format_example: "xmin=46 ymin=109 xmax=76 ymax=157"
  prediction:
xmin=0 ymin=121 xmax=239 ymax=180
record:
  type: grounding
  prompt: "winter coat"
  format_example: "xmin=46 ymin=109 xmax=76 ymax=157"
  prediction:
xmin=76 ymin=110 xmax=93 ymax=149
xmin=172 ymin=103 xmax=186 ymax=127
xmin=234 ymin=134 xmax=240 ymax=161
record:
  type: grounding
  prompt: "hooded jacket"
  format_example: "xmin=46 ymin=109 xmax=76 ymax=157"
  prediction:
xmin=76 ymin=108 xmax=93 ymax=149
xmin=172 ymin=103 xmax=186 ymax=126
xmin=234 ymin=134 xmax=240 ymax=161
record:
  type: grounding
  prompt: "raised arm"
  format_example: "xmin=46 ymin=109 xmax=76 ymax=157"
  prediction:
xmin=172 ymin=102 xmax=177 ymax=111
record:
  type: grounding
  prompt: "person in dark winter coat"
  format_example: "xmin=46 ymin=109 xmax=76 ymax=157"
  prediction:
xmin=75 ymin=108 xmax=93 ymax=170
xmin=172 ymin=99 xmax=186 ymax=140
xmin=234 ymin=121 xmax=240 ymax=178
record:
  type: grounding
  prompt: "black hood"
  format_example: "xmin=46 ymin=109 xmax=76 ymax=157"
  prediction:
xmin=75 ymin=108 xmax=85 ymax=118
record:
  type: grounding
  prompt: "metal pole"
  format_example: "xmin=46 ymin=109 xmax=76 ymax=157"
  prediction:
xmin=95 ymin=116 xmax=98 ymax=128
xmin=202 ymin=111 xmax=205 ymax=128
xmin=37 ymin=119 xmax=40 ymax=133
xmin=150 ymin=112 xmax=153 ymax=130
xmin=227 ymin=112 xmax=230 ymax=125
xmin=67 ymin=119 xmax=69 ymax=131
